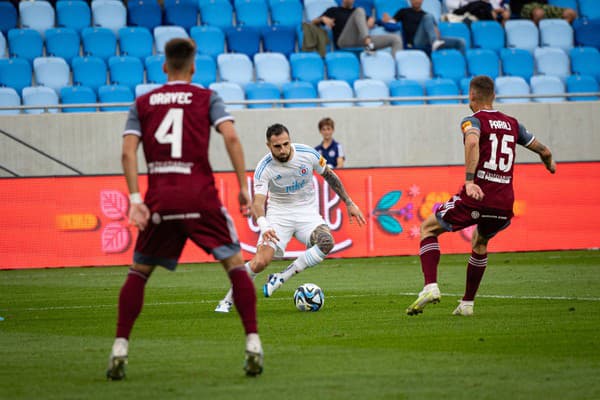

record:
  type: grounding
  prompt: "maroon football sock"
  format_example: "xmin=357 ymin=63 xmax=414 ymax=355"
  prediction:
xmin=463 ymin=252 xmax=488 ymax=301
xmin=419 ymin=237 xmax=440 ymax=285
xmin=229 ymin=266 xmax=258 ymax=335
xmin=116 ymin=268 xmax=149 ymax=339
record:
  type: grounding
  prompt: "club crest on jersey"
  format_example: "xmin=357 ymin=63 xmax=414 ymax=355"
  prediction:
xmin=299 ymin=164 xmax=309 ymax=176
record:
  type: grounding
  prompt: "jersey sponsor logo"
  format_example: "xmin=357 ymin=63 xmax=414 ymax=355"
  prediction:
xmin=477 ymin=169 xmax=512 ymax=184
xmin=285 ymin=179 xmax=307 ymax=193
xmin=319 ymin=156 xmax=327 ymax=168
xmin=152 ymin=212 xmax=202 ymax=224
xmin=488 ymin=120 xmax=512 ymax=130
xmin=147 ymin=161 xmax=193 ymax=175
xmin=149 ymin=92 xmax=193 ymax=106
xmin=461 ymin=120 xmax=472 ymax=133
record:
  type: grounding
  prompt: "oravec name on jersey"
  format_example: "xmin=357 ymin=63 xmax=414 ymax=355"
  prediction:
xmin=149 ymin=92 xmax=193 ymax=105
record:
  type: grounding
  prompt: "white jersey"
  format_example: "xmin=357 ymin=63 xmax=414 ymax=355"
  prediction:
xmin=254 ymin=143 xmax=327 ymax=217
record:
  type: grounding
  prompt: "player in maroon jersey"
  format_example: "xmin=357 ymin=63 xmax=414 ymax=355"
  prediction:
xmin=406 ymin=75 xmax=556 ymax=317
xmin=106 ymin=38 xmax=263 ymax=379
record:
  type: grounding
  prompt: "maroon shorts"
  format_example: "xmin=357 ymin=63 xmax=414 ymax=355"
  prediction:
xmin=133 ymin=207 xmax=240 ymax=270
xmin=436 ymin=195 xmax=513 ymax=239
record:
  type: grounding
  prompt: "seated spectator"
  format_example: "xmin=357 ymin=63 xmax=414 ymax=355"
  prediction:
xmin=510 ymin=0 xmax=577 ymax=24
xmin=315 ymin=117 xmax=345 ymax=169
xmin=383 ymin=0 xmax=466 ymax=54
xmin=444 ymin=0 xmax=510 ymax=24
xmin=313 ymin=0 xmax=403 ymax=55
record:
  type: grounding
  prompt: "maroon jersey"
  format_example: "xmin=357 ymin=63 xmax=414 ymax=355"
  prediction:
xmin=459 ymin=110 xmax=535 ymax=211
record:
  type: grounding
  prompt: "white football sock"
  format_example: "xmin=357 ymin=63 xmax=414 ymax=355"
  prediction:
xmin=280 ymin=245 xmax=326 ymax=282
xmin=246 ymin=333 xmax=262 ymax=354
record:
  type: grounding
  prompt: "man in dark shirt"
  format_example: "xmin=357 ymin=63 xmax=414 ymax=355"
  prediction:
xmin=313 ymin=0 xmax=402 ymax=55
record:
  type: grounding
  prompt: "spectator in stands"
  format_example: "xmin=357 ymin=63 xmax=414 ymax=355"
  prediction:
xmin=313 ymin=0 xmax=403 ymax=55
xmin=510 ymin=0 xmax=577 ymax=24
xmin=382 ymin=0 xmax=466 ymax=54
xmin=444 ymin=0 xmax=511 ymax=25
xmin=315 ymin=117 xmax=345 ymax=169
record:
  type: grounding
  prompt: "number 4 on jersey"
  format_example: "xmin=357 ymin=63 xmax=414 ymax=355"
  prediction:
xmin=154 ymin=108 xmax=183 ymax=158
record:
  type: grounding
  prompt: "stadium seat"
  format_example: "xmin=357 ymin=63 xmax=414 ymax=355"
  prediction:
xmin=270 ymin=0 xmax=303 ymax=28
xmin=573 ymin=18 xmax=600 ymax=50
xmin=566 ymin=74 xmax=599 ymax=101
xmin=534 ymin=47 xmax=571 ymax=81
xmin=281 ymin=81 xmax=318 ymax=108
xmin=389 ymin=79 xmax=425 ymax=105
xmin=579 ymin=0 xmax=600 ymax=19
xmin=422 ymin=0 xmax=441 ymax=21
xmin=19 ymin=1 xmax=55 ymax=37
xmin=127 ymin=0 xmax=163 ymax=31
xmin=0 ymin=32 xmax=5 ymax=58
xmin=109 ymin=56 xmax=145 ymax=93
xmin=395 ymin=50 xmax=432 ymax=84
xmin=495 ymin=76 xmax=531 ymax=103
xmin=98 ymin=84 xmax=134 ymax=111
xmin=225 ymin=26 xmax=261 ymax=58
xmin=318 ymin=80 xmax=354 ymax=108
xmin=192 ymin=54 xmax=217 ymax=87
xmin=325 ymin=51 xmax=360 ymax=85
xmin=530 ymin=75 xmax=566 ymax=102
xmin=164 ymin=3 xmax=199 ymax=33
xmin=0 ymin=58 xmax=31 ymax=95
xmin=460 ymin=76 xmax=472 ymax=102
xmin=91 ymin=0 xmax=127 ymax=35
xmin=425 ymin=78 xmax=460 ymax=104
xmin=8 ymin=28 xmax=44 ymax=64
xmin=190 ymin=26 xmax=225 ymax=59
xmin=81 ymin=27 xmax=117 ymax=62
xmin=465 ymin=49 xmax=500 ymax=79
xmin=199 ymin=0 xmax=234 ymax=29
xmin=118 ymin=27 xmax=153 ymax=63
xmin=539 ymin=19 xmax=574 ymax=52
xmin=60 ymin=85 xmax=97 ymax=113
xmin=56 ymin=1 xmax=91 ymax=33
xmin=33 ymin=57 xmax=70 ymax=94
xmin=504 ymin=20 xmax=539 ymax=53
xmin=145 ymin=55 xmax=167 ymax=83
xmin=305 ymin=0 xmax=338 ymax=22
xmin=431 ymin=49 xmax=466 ymax=84
xmin=45 ymin=28 xmax=80 ymax=65
xmin=72 ymin=56 xmax=107 ymax=92
xmin=254 ymin=52 xmax=291 ymax=86
xmin=154 ymin=26 xmax=189 ymax=54
xmin=500 ymin=48 xmax=535 ymax=81
xmin=353 ymin=0 xmax=375 ymax=17
xmin=0 ymin=2 xmax=17 ymax=36
xmin=0 ymin=87 xmax=20 ymax=115
xmin=22 ymin=86 xmax=59 ymax=114
xmin=547 ymin=0 xmax=578 ymax=10
xmin=262 ymin=26 xmax=296 ymax=57
xmin=471 ymin=21 xmax=505 ymax=53
xmin=209 ymin=81 xmax=246 ymax=110
xmin=353 ymin=78 xmax=389 ymax=107
xmin=569 ymin=47 xmax=600 ymax=82
xmin=438 ymin=22 xmax=471 ymax=49
xmin=360 ymin=51 xmax=395 ymax=84
xmin=235 ymin=0 xmax=269 ymax=29
xmin=164 ymin=0 xmax=198 ymax=7
xmin=245 ymin=82 xmax=281 ymax=109
xmin=290 ymin=52 xmax=324 ymax=88
xmin=374 ymin=0 xmax=406 ymax=22
xmin=135 ymin=83 xmax=161 ymax=97
xmin=217 ymin=53 xmax=254 ymax=86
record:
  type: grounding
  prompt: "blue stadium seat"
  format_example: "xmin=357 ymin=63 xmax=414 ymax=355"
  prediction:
xmin=389 ymin=79 xmax=425 ymax=105
xmin=360 ymin=51 xmax=395 ymax=84
xmin=495 ymin=76 xmax=531 ymax=103
xmin=190 ymin=26 xmax=225 ymax=59
xmin=217 ymin=53 xmax=254 ymax=86
xmin=135 ymin=83 xmax=161 ymax=97
xmin=119 ymin=27 xmax=153 ymax=63
xmin=235 ymin=0 xmax=269 ymax=29
xmin=154 ymin=26 xmax=189 ymax=54
xmin=325 ymin=51 xmax=360 ymax=85
xmin=374 ymin=0 xmax=406 ymax=22
xmin=471 ymin=21 xmax=505 ymax=53
xmin=573 ymin=18 xmax=600 ymax=50
xmin=145 ymin=55 xmax=167 ymax=83
xmin=8 ymin=28 xmax=44 ymax=64
xmin=547 ymin=0 xmax=578 ymax=10
xmin=566 ymin=74 xmax=599 ymax=101
xmin=281 ymin=81 xmax=318 ymax=108
xmin=225 ymin=26 xmax=261 ymax=58
xmin=460 ymin=76 xmax=472 ymax=102
xmin=500 ymin=48 xmax=534 ymax=81
xmin=530 ymin=75 xmax=566 ymax=102
xmin=262 ymin=26 xmax=296 ymax=57
xmin=33 ymin=57 xmax=70 ymax=94
xmin=0 ymin=32 xmax=5 ymax=58
xmin=209 ymin=81 xmax=246 ymax=110
xmin=45 ymin=28 xmax=80 ymax=65
xmin=465 ymin=49 xmax=500 ymax=79
xmin=579 ymin=0 xmax=600 ymax=19
xmin=504 ymin=20 xmax=539 ymax=53
xmin=164 ymin=0 xmax=198 ymax=7
xmin=56 ymin=1 xmax=91 ymax=33
xmin=0 ymin=58 xmax=32 ymax=95
xmin=98 ymin=84 xmax=134 ymax=111
xmin=438 ymin=22 xmax=471 ymax=49
xmin=0 ymin=87 xmax=20 ymax=115
xmin=534 ymin=47 xmax=571 ymax=81
xmin=0 ymin=2 xmax=17 ymax=36
xmin=425 ymin=78 xmax=460 ymax=104
xmin=422 ymin=0 xmax=441 ymax=21
xmin=254 ymin=52 xmax=291 ymax=86
xmin=305 ymin=0 xmax=338 ymax=22
xmin=431 ymin=49 xmax=466 ymax=84
xmin=127 ymin=0 xmax=163 ymax=31
xmin=354 ymin=0 xmax=375 ymax=17
xmin=199 ymin=0 xmax=234 ymax=29
xmin=192 ymin=54 xmax=217 ymax=87
xmin=245 ymin=82 xmax=280 ymax=109
xmin=270 ymin=0 xmax=303 ymax=28
xmin=570 ymin=47 xmax=600 ymax=82
xmin=60 ymin=85 xmax=97 ymax=112
xmin=164 ymin=3 xmax=199 ymax=32
xmin=82 ymin=27 xmax=117 ymax=62
xmin=109 ymin=56 xmax=145 ymax=93
xmin=290 ymin=52 xmax=324 ymax=88
xmin=395 ymin=50 xmax=432 ymax=84
xmin=19 ymin=1 xmax=55 ymax=37
xmin=353 ymin=78 xmax=389 ymax=107
xmin=539 ymin=19 xmax=574 ymax=52
xmin=72 ymin=56 xmax=107 ymax=92
xmin=91 ymin=0 xmax=127 ymax=35
xmin=318 ymin=79 xmax=354 ymax=108
xmin=22 ymin=86 xmax=59 ymax=114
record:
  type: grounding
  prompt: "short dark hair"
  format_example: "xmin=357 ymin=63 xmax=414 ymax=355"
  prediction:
xmin=266 ymin=123 xmax=290 ymax=140
xmin=318 ymin=117 xmax=334 ymax=130
xmin=164 ymin=38 xmax=196 ymax=73
xmin=470 ymin=75 xmax=495 ymax=103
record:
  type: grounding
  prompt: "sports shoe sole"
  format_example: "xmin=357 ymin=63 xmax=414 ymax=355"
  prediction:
xmin=244 ymin=351 xmax=263 ymax=377
xmin=406 ymin=293 xmax=441 ymax=316
xmin=106 ymin=356 xmax=127 ymax=380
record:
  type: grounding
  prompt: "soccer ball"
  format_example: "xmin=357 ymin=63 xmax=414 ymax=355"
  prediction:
xmin=293 ymin=283 xmax=324 ymax=312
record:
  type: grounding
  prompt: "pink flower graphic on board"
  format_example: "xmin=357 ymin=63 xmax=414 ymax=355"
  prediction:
xmin=101 ymin=222 xmax=131 ymax=253
xmin=100 ymin=190 xmax=128 ymax=220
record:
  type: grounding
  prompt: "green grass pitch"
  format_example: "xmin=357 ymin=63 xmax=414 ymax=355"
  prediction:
xmin=1 ymin=250 xmax=599 ymax=400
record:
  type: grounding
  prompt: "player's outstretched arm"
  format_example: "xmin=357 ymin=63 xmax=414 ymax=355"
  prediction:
xmin=122 ymin=134 xmax=150 ymax=230
xmin=322 ymin=167 xmax=366 ymax=226
xmin=218 ymin=120 xmax=251 ymax=215
xmin=526 ymin=138 xmax=556 ymax=174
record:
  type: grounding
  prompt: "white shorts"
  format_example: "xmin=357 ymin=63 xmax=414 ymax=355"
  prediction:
xmin=258 ymin=213 xmax=326 ymax=258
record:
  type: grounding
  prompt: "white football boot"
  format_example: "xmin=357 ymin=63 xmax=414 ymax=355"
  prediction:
xmin=452 ymin=300 xmax=474 ymax=316
xmin=214 ymin=299 xmax=233 ymax=313
xmin=106 ymin=338 xmax=128 ymax=380
xmin=406 ymin=283 xmax=441 ymax=315
xmin=244 ymin=333 xmax=263 ymax=377
xmin=263 ymin=273 xmax=284 ymax=298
